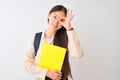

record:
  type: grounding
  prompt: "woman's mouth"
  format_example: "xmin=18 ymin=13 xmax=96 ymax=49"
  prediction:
xmin=52 ymin=24 xmax=57 ymax=27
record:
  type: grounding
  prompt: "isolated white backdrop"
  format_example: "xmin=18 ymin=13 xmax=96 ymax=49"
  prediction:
xmin=0 ymin=0 xmax=120 ymax=80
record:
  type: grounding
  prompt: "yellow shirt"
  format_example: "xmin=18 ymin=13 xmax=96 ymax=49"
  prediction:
xmin=24 ymin=30 xmax=83 ymax=80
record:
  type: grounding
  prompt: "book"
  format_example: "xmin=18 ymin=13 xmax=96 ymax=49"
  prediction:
xmin=38 ymin=43 xmax=66 ymax=71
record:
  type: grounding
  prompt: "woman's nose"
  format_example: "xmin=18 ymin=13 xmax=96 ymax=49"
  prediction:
xmin=54 ymin=19 xmax=59 ymax=24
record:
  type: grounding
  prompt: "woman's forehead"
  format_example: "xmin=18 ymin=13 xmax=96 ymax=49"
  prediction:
xmin=50 ymin=11 xmax=65 ymax=17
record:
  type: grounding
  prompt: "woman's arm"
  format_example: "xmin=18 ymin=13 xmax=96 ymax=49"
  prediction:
xmin=67 ymin=29 xmax=83 ymax=58
xmin=24 ymin=35 xmax=48 ymax=80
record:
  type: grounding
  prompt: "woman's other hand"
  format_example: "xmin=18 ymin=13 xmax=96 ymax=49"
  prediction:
xmin=46 ymin=70 xmax=62 ymax=80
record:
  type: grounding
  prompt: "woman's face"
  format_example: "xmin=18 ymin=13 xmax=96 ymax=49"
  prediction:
xmin=48 ymin=11 xmax=65 ymax=30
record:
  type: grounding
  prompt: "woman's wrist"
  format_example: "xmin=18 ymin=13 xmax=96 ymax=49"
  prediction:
xmin=66 ymin=27 xmax=74 ymax=31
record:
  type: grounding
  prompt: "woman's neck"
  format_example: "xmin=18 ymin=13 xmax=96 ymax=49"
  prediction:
xmin=45 ymin=27 xmax=56 ymax=39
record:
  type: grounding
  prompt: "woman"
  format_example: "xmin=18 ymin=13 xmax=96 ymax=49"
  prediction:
xmin=24 ymin=5 xmax=83 ymax=80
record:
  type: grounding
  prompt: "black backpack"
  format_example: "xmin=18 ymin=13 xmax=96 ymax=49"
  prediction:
xmin=34 ymin=32 xmax=42 ymax=56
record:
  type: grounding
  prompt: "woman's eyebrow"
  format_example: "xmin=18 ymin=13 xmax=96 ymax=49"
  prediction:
xmin=52 ymin=14 xmax=65 ymax=18
xmin=52 ymin=14 xmax=57 ymax=16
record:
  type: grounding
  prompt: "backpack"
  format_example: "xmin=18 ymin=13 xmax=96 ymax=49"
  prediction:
xmin=34 ymin=32 xmax=52 ymax=80
xmin=34 ymin=32 xmax=42 ymax=56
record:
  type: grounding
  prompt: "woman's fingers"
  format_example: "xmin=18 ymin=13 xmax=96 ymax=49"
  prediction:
xmin=46 ymin=70 xmax=62 ymax=80
xmin=59 ymin=17 xmax=66 ymax=22
xmin=67 ymin=9 xmax=74 ymax=20
xmin=56 ymin=70 xmax=62 ymax=76
xmin=58 ymin=9 xmax=74 ymax=29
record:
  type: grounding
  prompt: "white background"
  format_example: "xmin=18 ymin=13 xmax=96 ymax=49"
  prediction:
xmin=0 ymin=0 xmax=120 ymax=80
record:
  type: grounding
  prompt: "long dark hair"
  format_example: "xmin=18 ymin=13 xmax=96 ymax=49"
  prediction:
xmin=48 ymin=5 xmax=72 ymax=80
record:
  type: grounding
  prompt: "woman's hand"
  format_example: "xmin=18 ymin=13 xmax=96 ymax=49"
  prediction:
xmin=59 ymin=9 xmax=74 ymax=30
xmin=46 ymin=70 xmax=62 ymax=80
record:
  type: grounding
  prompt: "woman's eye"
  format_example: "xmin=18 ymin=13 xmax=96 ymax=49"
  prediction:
xmin=52 ymin=15 xmax=56 ymax=19
xmin=60 ymin=18 xmax=65 ymax=22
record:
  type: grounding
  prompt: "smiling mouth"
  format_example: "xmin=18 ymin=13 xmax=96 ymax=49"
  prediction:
xmin=52 ymin=24 xmax=57 ymax=27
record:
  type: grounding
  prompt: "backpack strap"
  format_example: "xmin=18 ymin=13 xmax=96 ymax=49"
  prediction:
xmin=34 ymin=32 xmax=42 ymax=56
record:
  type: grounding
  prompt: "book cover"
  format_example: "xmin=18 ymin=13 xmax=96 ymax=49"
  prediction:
xmin=38 ymin=43 xmax=66 ymax=71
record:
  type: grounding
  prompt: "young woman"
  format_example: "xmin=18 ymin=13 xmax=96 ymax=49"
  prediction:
xmin=24 ymin=5 xmax=83 ymax=80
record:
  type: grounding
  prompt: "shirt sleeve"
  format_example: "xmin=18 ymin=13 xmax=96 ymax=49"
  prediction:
xmin=23 ymin=35 xmax=48 ymax=80
xmin=67 ymin=30 xmax=83 ymax=58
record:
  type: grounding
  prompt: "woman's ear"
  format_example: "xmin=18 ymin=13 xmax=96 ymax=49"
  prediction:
xmin=47 ymin=14 xmax=50 ymax=22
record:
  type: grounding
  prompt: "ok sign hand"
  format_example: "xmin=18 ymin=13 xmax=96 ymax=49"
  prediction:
xmin=60 ymin=9 xmax=74 ymax=30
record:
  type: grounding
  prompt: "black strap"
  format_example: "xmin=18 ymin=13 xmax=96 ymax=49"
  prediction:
xmin=34 ymin=32 xmax=52 ymax=80
xmin=34 ymin=32 xmax=42 ymax=56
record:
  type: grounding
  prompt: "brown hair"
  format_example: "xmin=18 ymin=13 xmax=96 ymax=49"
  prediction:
xmin=49 ymin=5 xmax=72 ymax=80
